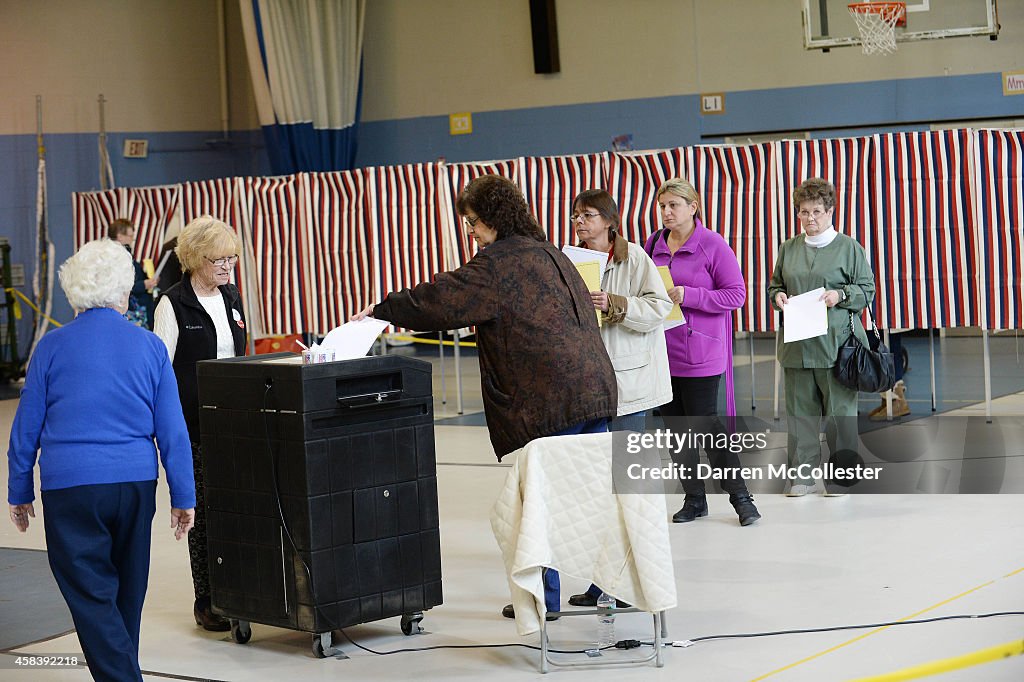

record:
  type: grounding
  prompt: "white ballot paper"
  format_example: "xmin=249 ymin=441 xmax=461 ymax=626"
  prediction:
xmin=561 ymin=244 xmax=609 ymax=277
xmin=782 ymin=287 xmax=828 ymax=343
xmin=320 ymin=317 xmax=390 ymax=360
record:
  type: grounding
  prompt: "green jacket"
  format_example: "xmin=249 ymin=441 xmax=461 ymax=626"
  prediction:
xmin=767 ymin=234 xmax=875 ymax=368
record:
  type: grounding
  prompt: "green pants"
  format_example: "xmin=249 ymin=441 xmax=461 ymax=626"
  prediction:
xmin=784 ymin=367 xmax=859 ymax=485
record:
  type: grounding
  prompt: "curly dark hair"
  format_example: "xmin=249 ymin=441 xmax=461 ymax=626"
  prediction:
xmin=572 ymin=189 xmax=620 ymax=242
xmin=456 ymin=175 xmax=545 ymax=242
xmin=793 ymin=177 xmax=836 ymax=211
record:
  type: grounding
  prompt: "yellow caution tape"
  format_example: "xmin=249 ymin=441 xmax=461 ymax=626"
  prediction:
xmin=387 ymin=334 xmax=477 ymax=349
xmin=4 ymin=288 xmax=63 ymax=327
xmin=848 ymin=638 xmax=1024 ymax=681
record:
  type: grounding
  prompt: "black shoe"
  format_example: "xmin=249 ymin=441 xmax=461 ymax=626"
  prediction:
xmin=567 ymin=593 xmax=631 ymax=608
xmin=502 ymin=603 xmax=559 ymax=621
xmin=729 ymin=492 xmax=761 ymax=526
xmin=672 ymin=494 xmax=709 ymax=523
xmin=193 ymin=598 xmax=231 ymax=632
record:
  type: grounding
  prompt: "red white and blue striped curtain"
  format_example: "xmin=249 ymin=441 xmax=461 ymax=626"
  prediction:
xmin=444 ymin=160 xmax=519 ymax=267
xmin=73 ymin=186 xmax=177 ymax=265
xmin=364 ymin=163 xmax=449 ymax=329
xmin=303 ymin=169 xmax=370 ymax=333
xmin=605 ymin=148 xmax=687 ymax=246
xmin=182 ymin=178 xmax=241 ymax=227
xmin=687 ymin=143 xmax=777 ymax=332
xmin=243 ymin=175 xmax=308 ymax=335
xmin=520 ymin=153 xmax=608 ymax=247
xmin=875 ymin=130 xmax=979 ymax=329
xmin=73 ymin=188 xmax=124 ymax=250
xmin=776 ymin=137 xmax=876 ymax=328
xmin=122 ymin=185 xmax=180 ymax=265
xmin=974 ymin=129 xmax=1024 ymax=330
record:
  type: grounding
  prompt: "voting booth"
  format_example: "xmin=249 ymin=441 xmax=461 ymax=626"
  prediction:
xmin=196 ymin=353 xmax=442 ymax=656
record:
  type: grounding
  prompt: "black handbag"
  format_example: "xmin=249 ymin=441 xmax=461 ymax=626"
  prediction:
xmin=833 ymin=308 xmax=896 ymax=393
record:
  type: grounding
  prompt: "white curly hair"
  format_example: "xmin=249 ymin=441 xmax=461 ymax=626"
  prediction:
xmin=59 ymin=239 xmax=135 ymax=312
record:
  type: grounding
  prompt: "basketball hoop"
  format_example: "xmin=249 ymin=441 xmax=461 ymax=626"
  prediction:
xmin=848 ymin=1 xmax=906 ymax=55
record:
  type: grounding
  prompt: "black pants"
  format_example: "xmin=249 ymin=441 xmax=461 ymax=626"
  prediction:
xmin=188 ymin=443 xmax=211 ymax=602
xmin=43 ymin=481 xmax=155 ymax=682
xmin=661 ymin=374 xmax=748 ymax=496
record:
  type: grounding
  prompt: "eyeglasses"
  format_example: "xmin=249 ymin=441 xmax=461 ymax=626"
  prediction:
xmin=571 ymin=211 xmax=601 ymax=223
xmin=463 ymin=215 xmax=481 ymax=228
xmin=206 ymin=255 xmax=239 ymax=267
xmin=798 ymin=208 xmax=829 ymax=219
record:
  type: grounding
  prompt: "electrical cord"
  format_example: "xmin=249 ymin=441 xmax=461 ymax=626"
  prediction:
xmin=643 ymin=611 xmax=1024 ymax=649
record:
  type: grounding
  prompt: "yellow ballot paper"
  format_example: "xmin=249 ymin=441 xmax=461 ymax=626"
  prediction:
xmin=574 ymin=260 xmax=602 ymax=327
xmin=142 ymin=258 xmax=155 ymax=278
xmin=656 ymin=266 xmax=684 ymax=323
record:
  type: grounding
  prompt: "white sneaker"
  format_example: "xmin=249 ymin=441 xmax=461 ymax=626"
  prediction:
xmin=786 ymin=484 xmax=813 ymax=497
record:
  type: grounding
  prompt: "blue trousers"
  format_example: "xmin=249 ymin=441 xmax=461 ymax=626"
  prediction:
xmin=542 ymin=417 xmax=609 ymax=613
xmin=42 ymin=481 xmax=156 ymax=682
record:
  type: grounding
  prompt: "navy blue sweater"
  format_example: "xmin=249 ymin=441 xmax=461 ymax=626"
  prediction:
xmin=7 ymin=307 xmax=196 ymax=509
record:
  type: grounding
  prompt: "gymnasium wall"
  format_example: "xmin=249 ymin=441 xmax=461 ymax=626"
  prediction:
xmin=0 ymin=0 xmax=1021 ymax=341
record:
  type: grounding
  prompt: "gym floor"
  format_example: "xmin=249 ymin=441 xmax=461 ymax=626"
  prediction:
xmin=1 ymin=336 xmax=1022 ymax=681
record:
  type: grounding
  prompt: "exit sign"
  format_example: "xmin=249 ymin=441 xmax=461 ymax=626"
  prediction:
xmin=123 ymin=139 xmax=149 ymax=158
xmin=700 ymin=93 xmax=725 ymax=115
xmin=449 ymin=112 xmax=473 ymax=136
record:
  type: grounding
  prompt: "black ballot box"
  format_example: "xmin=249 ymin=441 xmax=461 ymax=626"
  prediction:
xmin=196 ymin=353 xmax=442 ymax=637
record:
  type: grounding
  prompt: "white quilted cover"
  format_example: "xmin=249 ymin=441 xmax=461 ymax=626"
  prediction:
xmin=490 ymin=432 xmax=677 ymax=635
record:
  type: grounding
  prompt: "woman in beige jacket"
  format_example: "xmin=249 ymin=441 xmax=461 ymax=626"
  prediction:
xmin=567 ymin=188 xmax=673 ymax=607
xmin=572 ymin=189 xmax=673 ymax=431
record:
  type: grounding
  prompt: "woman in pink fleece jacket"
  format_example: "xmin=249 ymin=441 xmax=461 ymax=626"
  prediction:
xmin=644 ymin=177 xmax=760 ymax=527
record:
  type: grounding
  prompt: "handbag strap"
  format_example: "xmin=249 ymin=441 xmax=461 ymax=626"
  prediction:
xmin=850 ymin=307 xmax=883 ymax=343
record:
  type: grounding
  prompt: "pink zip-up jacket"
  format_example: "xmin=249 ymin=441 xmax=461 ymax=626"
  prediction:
xmin=644 ymin=218 xmax=746 ymax=415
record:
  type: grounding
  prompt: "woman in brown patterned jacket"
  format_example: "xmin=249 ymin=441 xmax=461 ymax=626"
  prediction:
xmin=355 ymin=174 xmax=617 ymax=620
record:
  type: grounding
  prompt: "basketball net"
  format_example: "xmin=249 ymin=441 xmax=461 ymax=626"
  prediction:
xmin=848 ymin=2 xmax=906 ymax=55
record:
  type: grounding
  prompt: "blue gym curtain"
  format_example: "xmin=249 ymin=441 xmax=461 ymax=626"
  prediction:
xmin=240 ymin=0 xmax=365 ymax=174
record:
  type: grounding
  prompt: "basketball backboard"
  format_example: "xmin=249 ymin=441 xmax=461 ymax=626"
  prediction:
xmin=803 ymin=0 xmax=999 ymax=51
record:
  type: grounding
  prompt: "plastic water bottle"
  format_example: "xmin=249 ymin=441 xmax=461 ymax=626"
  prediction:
xmin=596 ymin=591 xmax=616 ymax=648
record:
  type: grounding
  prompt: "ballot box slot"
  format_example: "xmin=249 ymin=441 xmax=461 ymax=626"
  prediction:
xmin=336 ymin=389 xmax=403 ymax=408
xmin=311 ymin=402 xmax=428 ymax=431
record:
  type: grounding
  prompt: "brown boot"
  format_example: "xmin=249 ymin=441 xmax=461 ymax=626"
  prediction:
xmin=870 ymin=381 xmax=909 ymax=420
xmin=867 ymin=395 xmax=888 ymax=419
xmin=891 ymin=380 xmax=910 ymax=417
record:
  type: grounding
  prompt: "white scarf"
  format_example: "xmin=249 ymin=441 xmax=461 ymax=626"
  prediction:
xmin=804 ymin=226 xmax=838 ymax=248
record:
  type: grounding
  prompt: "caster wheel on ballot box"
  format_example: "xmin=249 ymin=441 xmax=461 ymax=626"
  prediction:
xmin=401 ymin=612 xmax=424 ymax=635
xmin=230 ymin=620 xmax=251 ymax=644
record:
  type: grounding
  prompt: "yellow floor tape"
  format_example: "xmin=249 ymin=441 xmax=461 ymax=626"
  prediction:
xmin=848 ymin=638 xmax=1024 ymax=681
xmin=752 ymin=566 xmax=1023 ymax=681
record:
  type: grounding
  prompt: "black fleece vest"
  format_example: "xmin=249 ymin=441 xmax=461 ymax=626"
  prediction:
xmin=162 ymin=276 xmax=246 ymax=443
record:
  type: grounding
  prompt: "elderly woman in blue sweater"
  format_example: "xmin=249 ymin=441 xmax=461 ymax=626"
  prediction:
xmin=7 ymin=238 xmax=196 ymax=682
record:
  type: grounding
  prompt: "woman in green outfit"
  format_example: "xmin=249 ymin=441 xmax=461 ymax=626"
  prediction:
xmin=767 ymin=178 xmax=875 ymax=497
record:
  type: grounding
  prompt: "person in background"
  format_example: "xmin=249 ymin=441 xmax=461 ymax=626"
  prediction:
xmin=7 ymin=238 xmax=195 ymax=681
xmin=567 ymin=188 xmax=672 ymax=607
xmin=645 ymin=177 xmax=760 ymax=526
xmin=155 ymin=235 xmax=184 ymax=296
xmin=353 ymin=174 xmax=617 ymax=621
xmin=767 ymin=177 xmax=875 ymax=496
xmin=109 ymin=218 xmax=158 ymax=329
xmin=153 ymin=216 xmax=246 ymax=631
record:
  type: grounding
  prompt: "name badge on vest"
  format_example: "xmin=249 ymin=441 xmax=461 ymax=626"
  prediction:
xmin=232 ymin=308 xmax=244 ymax=329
